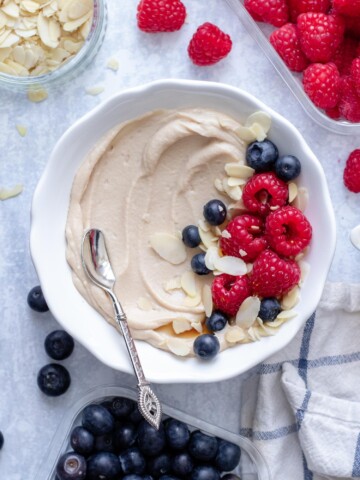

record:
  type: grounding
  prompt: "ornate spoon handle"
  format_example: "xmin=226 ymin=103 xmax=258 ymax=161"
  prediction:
xmin=108 ymin=290 xmax=162 ymax=430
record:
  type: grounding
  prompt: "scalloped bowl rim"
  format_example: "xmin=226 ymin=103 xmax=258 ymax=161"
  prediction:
xmin=30 ymin=79 xmax=336 ymax=383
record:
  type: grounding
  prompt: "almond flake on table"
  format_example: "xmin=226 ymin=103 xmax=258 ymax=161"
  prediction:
xmin=0 ymin=184 xmax=23 ymax=200
xmin=16 ymin=124 xmax=27 ymax=136
xmin=85 ymin=85 xmax=105 ymax=96
xmin=27 ymin=87 xmax=48 ymax=102
xmin=106 ymin=57 xmax=119 ymax=71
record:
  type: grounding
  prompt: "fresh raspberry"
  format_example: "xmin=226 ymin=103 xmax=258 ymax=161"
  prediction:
xmin=338 ymin=75 xmax=360 ymax=122
xmin=265 ymin=206 xmax=312 ymax=257
xmin=187 ymin=23 xmax=232 ymax=66
xmin=244 ymin=0 xmax=289 ymax=27
xmin=297 ymin=13 xmax=345 ymax=62
xmin=250 ymin=250 xmax=301 ymax=298
xmin=219 ymin=214 xmax=267 ymax=262
xmin=325 ymin=105 xmax=341 ymax=119
xmin=288 ymin=0 xmax=330 ymax=23
xmin=303 ymin=62 xmax=341 ymax=108
xmin=343 ymin=149 xmax=360 ymax=193
xmin=270 ymin=23 xmax=309 ymax=72
xmin=332 ymin=0 xmax=360 ymax=17
xmin=351 ymin=57 xmax=360 ymax=96
xmin=211 ymin=274 xmax=252 ymax=316
xmin=331 ymin=36 xmax=359 ymax=75
xmin=342 ymin=15 xmax=360 ymax=40
xmin=242 ymin=172 xmax=289 ymax=217
xmin=137 ymin=0 xmax=186 ymax=33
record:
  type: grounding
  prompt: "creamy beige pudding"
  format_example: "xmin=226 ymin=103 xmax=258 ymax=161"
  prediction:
xmin=66 ymin=108 xmax=300 ymax=356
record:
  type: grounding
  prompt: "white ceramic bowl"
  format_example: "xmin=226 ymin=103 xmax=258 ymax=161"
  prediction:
xmin=30 ymin=79 xmax=336 ymax=383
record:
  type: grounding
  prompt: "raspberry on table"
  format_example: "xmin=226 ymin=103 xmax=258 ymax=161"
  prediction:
xmin=331 ymin=36 xmax=359 ymax=75
xmin=137 ymin=0 xmax=186 ymax=33
xmin=332 ymin=0 xmax=360 ymax=17
xmin=250 ymin=250 xmax=301 ymax=298
xmin=297 ymin=12 xmax=345 ymax=63
xmin=338 ymin=75 xmax=360 ymax=123
xmin=242 ymin=172 xmax=289 ymax=217
xmin=302 ymin=62 xmax=341 ymax=109
xmin=343 ymin=149 xmax=360 ymax=193
xmin=187 ymin=22 xmax=232 ymax=66
xmin=244 ymin=0 xmax=289 ymax=27
xmin=219 ymin=214 xmax=267 ymax=262
xmin=288 ymin=0 xmax=330 ymax=22
xmin=211 ymin=274 xmax=252 ymax=316
xmin=351 ymin=57 xmax=360 ymax=97
xmin=265 ymin=206 xmax=312 ymax=257
xmin=270 ymin=23 xmax=309 ymax=72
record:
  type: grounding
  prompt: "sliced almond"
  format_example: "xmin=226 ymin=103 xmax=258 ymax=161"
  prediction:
xmin=288 ymin=182 xmax=298 ymax=203
xmin=85 ymin=85 xmax=104 ymax=96
xmin=281 ymin=286 xmax=300 ymax=310
xmin=150 ymin=232 xmax=187 ymax=265
xmin=223 ymin=183 xmax=242 ymax=201
xmin=225 ymin=163 xmax=254 ymax=179
xmin=0 ymin=184 xmax=23 ymax=200
xmin=27 ymin=87 xmax=48 ymax=102
xmin=245 ymin=111 xmax=271 ymax=133
xmin=228 ymin=177 xmax=246 ymax=187
xmin=68 ymin=0 xmax=92 ymax=20
xmin=249 ymin=123 xmax=267 ymax=142
xmin=246 ymin=263 xmax=253 ymax=274
xmin=202 ymin=284 xmax=213 ymax=317
xmin=166 ymin=338 xmax=191 ymax=356
xmin=183 ymin=293 xmax=201 ymax=307
xmin=181 ymin=270 xmax=197 ymax=298
xmin=292 ymin=186 xmax=308 ymax=212
xmin=172 ymin=318 xmax=192 ymax=334
xmin=299 ymin=260 xmax=310 ymax=284
xmin=214 ymin=177 xmax=224 ymax=193
xmin=236 ymin=296 xmax=261 ymax=329
xmin=350 ymin=224 xmax=360 ymax=251
xmin=37 ymin=12 xmax=60 ymax=48
xmin=213 ymin=255 xmax=247 ymax=276
xmin=16 ymin=124 xmax=27 ymax=136
xmin=248 ymin=326 xmax=261 ymax=341
xmin=235 ymin=125 xmax=257 ymax=142
xmin=204 ymin=246 xmax=221 ymax=271
xmin=163 ymin=276 xmax=182 ymax=292
xmin=198 ymin=218 xmax=210 ymax=232
xmin=2 ymin=1 xmax=20 ymax=18
xmin=276 ymin=309 xmax=297 ymax=320
xmin=137 ymin=297 xmax=152 ymax=311
xmin=225 ymin=326 xmax=246 ymax=343
xmin=198 ymin=226 xmax=218 ymax=249
xmin=191 ymin=321 xmax=203 ymax=333
xmin=106 ymin=57 xmax=119 ymax=71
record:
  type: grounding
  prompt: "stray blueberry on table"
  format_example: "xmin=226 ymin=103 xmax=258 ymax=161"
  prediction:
xmin=137 ymin=420 xmax=166 ymax=457
xmin=203 ymin=199 xmax=227 ymax=226
xmin=258 ymin=298 xmax=281 ymax=322
xmin=182 ymin=225 xmax=201 ymax=248
xmin=86 ymin=452 xmax=121 ymax=480
xmin=70 ymin=426 xmax=95 ymax=456
xmin=45 ymin=330 xmax=74 ymax=360
xmin=108 ymin=396 xmax=135 ymax=419
xmin=205 ymin=310 xmax=228 ymax=332
xmin=0 ymin=431 xmax=4 ymax=450
xmin=27 ymin=285 xmax=49 ymax=312
xmin=215 ymin=439 xmax=241 ymax=472
xmin=37 ymin=363 xmax=71 ymax=396
xmin=147 ymin=452 xmax=172 ymax=476
xmin=193 ymin=334 xmax=220 ymax=360
xmin=113 ymin=422 xmax=138 ymax=451
xmin=246 ymin=139 xmax=279 ymax=172
xmin=274 ymin=155 xmax=301 ymax=182
xmin=82 ymin=404 xmax=115 ymax=435
xmin=172 ymin=452 xmax=194 ymax=476
xmin=188 ymin=430 xmax=218 ymax=461
xmin=191 ymin=253 xmax=211 ymax=275
xmin=119 ymin=447 xmax=146 ymax=475
xmin=164 ymin=418 xmax=190 ymax=450
xmin=190 ymin=465 xmax=221 ymax=480
xmin=56 ymin=452 xmax=87 ymax=480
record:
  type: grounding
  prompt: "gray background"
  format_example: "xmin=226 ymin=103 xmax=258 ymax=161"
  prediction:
xmin=0 ymin=1 xmax=359 ymax=478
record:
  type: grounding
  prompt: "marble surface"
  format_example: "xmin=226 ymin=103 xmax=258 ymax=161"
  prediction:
xmin=0 ymin=0 xmax=359 ymax=478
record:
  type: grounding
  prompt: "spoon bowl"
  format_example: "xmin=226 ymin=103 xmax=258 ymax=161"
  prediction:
xmin=82 ymin=229 xmax=115 ymax=291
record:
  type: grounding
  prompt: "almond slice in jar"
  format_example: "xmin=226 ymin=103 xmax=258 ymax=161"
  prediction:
xmin=37 ymin=12 xmax=61 ymax=48
xmin=172 ymin=319 xmax=192 ymax=335
xmin=166 ymin=338 xmax=191 ymax=357
xmin=213 ymin=255 xmax=247 ymax=276
xmin=149 ymin=233 xmax=187 ymax=265
xmin=235 ymin=296 xmax=261 ymax=329
xmin=202 ymin=284 xmax=213 ymax=317
xmin=181 ymin=271 xmax=197 ymax=298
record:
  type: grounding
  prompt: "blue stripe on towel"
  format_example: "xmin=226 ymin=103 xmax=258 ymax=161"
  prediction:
xmin=352 ymin=433 xmax=360 ymax=477
xmin=239 ymin=423 xmax=299 ymax=440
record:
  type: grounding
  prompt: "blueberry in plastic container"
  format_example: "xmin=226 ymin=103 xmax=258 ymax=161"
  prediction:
xmin=94 ymin=433 xmax=115 ymax=453
xmin=164 ymin=418 xmax=190 ymax=450
xmin=119 ymin=447 xmax=146 ymax=475
xmin=113 ymin=422 xmax=137 ymax=451
xmin=108 ymin=396 xmax=135 ymax=419
xmin=70 ymin=426 xmax=95 ymax=456
xmin=137 ymin=420 xmax=166 ymax=456
xmin=147 ymin=452 xmax=172 ymax=476
xmin=172 ymin=452 xmax=194 ymax=476
xmin=188 ymin=430 xmax=218 ymax=461
xmin=82 ymin=404 xmax=115 ymax=435
xmin=86 ymin=452 xmax=121 ymax=479
xmin=215 ymin=439 xmax=241 ymax=472
xmin=190 ymin=465 xmax=220 ymax=480
xmin=56 ymin=452 xmax=87 ymax=480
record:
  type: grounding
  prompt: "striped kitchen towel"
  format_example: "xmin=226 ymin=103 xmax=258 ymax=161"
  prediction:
xmin=240 ymin=283 xmax=360 ymax=480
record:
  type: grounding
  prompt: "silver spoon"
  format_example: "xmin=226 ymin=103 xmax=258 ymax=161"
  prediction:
xmin=81 ymin=228 xmax=162 ymax=430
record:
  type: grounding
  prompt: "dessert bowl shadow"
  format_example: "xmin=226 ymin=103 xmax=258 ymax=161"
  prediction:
xmin=30 ymin=79 xmax=336 ymax=383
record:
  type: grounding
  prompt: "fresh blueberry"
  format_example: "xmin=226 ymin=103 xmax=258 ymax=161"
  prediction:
xmin=191 ymin=253 xmax=211 ymax=276
xmin=27 ymin=285 xmax=49 ymax=312
xmin=274 ymin=154 xmax=301 ymax=182
xmin=37 ymin=363 xmax=71 ymax=396
xmin=87 ymin=452 xmax=121 ymax=480
xmin=95 ymin=433 xmax=115 ymax=453
xmin=182 ymin=225 xmax=201 ymax=248
xmin=172 ymin=452 xmax=194 ymax=477
xmin=164 ymin=418 xmax=190 ymax=450
xmin=193 ymin=334 xmax=220 ymax=360
xmin=205 ymin=311 xmax=228 ymax=332
xmin=108 ymin=397 xmax=135 ymax=419
xmin=203 ymin=199 xmax=227 ymax=226
xmin=123 ymin=476 xmax=153 ymax=480
xmin=221 ymin=475 xmax=241 ymax=479
xmin=129 ymin=406 xmax=144 ymax=425
xmin=70 ymin=426 xmax=95 ymax=456
xmin=246 ymin=139 xmax=279 ymax=173
xmin=114 ymin=422 xmax=137 ymax=451
xmin=56 ymin=452 xmax=87 ymax=480
xmin=137 ymin=420 xmax=166 ymax=456
xmin=159 ymin=476 xmax=181 ymax=480
xmin=119 ymin=447 xmax=146 ymax=475
xmin=82 ymin=405 xmax=115 ymax=435
xmin=44 ymin=330 xmax=75 ymax=360
xmin=190 ymin=465 xmax=220 ymax=480
xmin=188 ymin=430 xmax=218 ymax=461
xmin=258 ymin=298 xmax=281 ymax=322
xmin=0 ymin=431 xmax=4 ymax=450
xmin=147 ymin=453 xmax=172 ymax=477
xmin=215 ymin=440 xmax=241 ymax=472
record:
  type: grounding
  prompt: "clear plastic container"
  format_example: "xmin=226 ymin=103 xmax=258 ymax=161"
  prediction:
xmin=35 ymin=385 xmax=270 ymax=480
xmin=226 ymin=0 xmax=360 ymax=136
xmin=0 ymin=0 xmax=107 ymax=92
